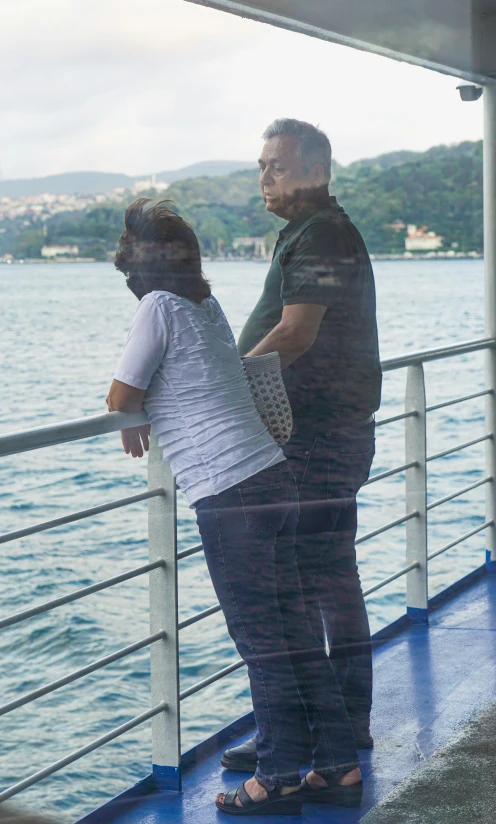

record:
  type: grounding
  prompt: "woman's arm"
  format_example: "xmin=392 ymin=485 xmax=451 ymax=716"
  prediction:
xmin=106 ymin=379 xmax=146 ymax=413
xmin=106 ymin=379 xmax=150 ymax=458
xmin=109 ymin=295 xmax=169 ymax=458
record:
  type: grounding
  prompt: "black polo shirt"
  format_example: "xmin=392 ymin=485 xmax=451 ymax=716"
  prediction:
xmin=237 ymin=196 xmax=382 ymax=428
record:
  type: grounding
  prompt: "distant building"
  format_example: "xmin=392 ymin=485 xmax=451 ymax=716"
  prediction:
xmin=405 ymin=225 xmax=443 ymax=252
xmin=232 ymin=237 xmax=268 ymax=257
xmin=41 ymin=244 xmax=79 ymax=258
xmin=133 ymin=175 xmax=170 ymax=194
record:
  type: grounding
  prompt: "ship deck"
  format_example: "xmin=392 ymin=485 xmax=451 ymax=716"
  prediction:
xmin=79 ymin=564 xmax=496 ymax=824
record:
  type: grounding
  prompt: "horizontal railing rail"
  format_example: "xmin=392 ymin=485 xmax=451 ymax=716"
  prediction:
xmin=426 ymin=389 xmax=492 ymax=413
xmin=355 ymin=511 xmax=418 ymax=545
xmin=178 ymin=603 xmax=222 ymax=631
xmin=180 ymin=660 xmax=246 ymax=701
xmin=375 ymin=411 xmax=416 ymax=428
xmin=0 ymin=410 xmax=148 ymax=458
xmin=427 ymin=434 xmax=492 ymax=463
xmin=0 ymin=631 xmax=166 ymax=718
xmin=177 ymin=543 xmax=204 ymax=561
xmin=426 ymin=477 xmax=492 ymax=512
xmin=0 ymin=489 xmax=164 ymax=546
xmin=0 ymin=560 xmax=165 ymax=631
xmin=363 ymin=461 xmax=417 ymax=486
xmin=427 ymin=521 xmax=494 ymax=562
xmin=363 ymin=561 xmax=420 ymax=598
xmin=381 ymin=336 xmax=496 ymax=372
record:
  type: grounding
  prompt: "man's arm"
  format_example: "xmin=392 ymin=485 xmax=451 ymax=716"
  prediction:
xmin=106 ymin=380 xmax=150 ymax=458
xmin=244 ymin=303 xmax=326 ymax=368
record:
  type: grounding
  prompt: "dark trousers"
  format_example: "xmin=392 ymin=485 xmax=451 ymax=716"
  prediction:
xmin=194 ymin=461 xmax=359 ymax=788
xmin=283 ymin=421 xmax=375 ymax=729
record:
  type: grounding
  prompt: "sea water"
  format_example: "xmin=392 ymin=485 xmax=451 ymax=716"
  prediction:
xmin=0 ymin=259 xmax=486 ymax=820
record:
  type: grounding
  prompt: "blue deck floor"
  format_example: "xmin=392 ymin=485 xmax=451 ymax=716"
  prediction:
xmin=79 ymin=567 xmax=496 ymax=824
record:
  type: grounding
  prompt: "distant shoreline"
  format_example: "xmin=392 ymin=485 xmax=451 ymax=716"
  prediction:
xmin=369 ymin=252 xmax=482 ymax=261
xmin=0 ymin=252 xmax=484 ymax=266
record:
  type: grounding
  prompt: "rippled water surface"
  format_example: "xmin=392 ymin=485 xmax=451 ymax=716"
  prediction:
xmin=0 ymin=260 xmax=487 ymax=820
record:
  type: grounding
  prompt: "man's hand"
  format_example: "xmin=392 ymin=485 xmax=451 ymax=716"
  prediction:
xmin=121 ymin=424 xmax=151 ymax=458
xmin=245 ymin=303 xmax=326 ymax=368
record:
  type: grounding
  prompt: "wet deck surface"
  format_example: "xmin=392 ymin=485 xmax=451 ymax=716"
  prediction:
xmin=80 ymin=569 xmax=496 ymax=824
xmin=361 ymin=696 xmax=496 ymax=824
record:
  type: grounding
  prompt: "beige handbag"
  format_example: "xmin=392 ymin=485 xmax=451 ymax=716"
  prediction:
xmin=242 ymin=352 xmax=293 ymax=445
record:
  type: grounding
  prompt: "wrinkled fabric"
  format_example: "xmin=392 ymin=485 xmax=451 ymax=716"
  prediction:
xmin=114 ymin=291 xmax=285 ymax=505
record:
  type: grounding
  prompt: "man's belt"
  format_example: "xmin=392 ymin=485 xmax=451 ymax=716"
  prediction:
xmin=356 ymin=414 xmax=375 ymax=427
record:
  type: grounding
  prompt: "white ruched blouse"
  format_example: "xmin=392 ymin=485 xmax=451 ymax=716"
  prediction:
xmin=114 ymin=290 xmax=285 ymax=506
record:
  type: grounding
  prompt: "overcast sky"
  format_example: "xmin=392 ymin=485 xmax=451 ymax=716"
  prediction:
xmin=0 ymin=0 xmax=484 ymax=180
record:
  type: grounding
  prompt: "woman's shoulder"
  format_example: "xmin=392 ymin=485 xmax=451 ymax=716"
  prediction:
xmin=139 ymin=290 xmax=181 ymax=316
xmin=143 ymin=291 xmax=223 ymax=323
xmin=148 ymin=290 xmax=222 ymax=311
xmin=146 ymin=289 xmax=176 ymax=304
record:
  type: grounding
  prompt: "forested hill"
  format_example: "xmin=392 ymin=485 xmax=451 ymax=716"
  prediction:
xmin=138 ymin=139 xmax=483 ymax=256
xmin=1 ymin=140 xmax=483 ymax=259
xmin=335 ymin=140 xmax=482 ymax=253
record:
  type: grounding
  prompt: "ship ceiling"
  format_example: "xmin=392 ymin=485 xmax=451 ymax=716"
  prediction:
xmin=185 ymin=0 xmax=496 ymax=83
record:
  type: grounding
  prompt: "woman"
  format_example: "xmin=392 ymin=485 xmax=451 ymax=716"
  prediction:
xmin=107 ymin=199 xmax=362 ymax=816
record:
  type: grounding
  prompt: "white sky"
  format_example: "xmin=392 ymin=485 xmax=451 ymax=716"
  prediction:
xmin=0 ymin=0 xmax=484 ymax=179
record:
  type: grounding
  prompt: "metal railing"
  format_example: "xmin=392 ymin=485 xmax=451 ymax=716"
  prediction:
xmin=0 ymin=337 xmax=495 ymax=803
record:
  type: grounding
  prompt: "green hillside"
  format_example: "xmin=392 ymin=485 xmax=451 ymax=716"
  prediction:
xmin=0 ymin=140 xmax=483 ymax=260
xmin=333 ymin=141 xmax=482 ymax=253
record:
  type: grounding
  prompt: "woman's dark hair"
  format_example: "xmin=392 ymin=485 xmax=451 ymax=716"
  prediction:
xmin=115 ymin=198 xmax=211 ymax=303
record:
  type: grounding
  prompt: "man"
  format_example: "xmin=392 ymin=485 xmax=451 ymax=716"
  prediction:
xmin=222 ymin=118 xmax=382 ymax=772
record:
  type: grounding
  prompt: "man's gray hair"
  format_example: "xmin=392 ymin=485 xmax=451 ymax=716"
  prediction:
xmin=262 ymin=118 xmax=332 ymax=179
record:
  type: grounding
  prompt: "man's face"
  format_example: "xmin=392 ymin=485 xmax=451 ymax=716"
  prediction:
xmin=258 ymin=135 xmax=324 ymax=220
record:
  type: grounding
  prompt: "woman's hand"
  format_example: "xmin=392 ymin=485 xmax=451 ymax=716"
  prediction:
xmin=121 ymin=424 xmax=151 ymax=458
xmin=106 ymin=380 xmax=149 ymax=457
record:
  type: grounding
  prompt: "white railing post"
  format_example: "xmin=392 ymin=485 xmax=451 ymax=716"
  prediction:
xmin=405 ymin=363 xmax=429 ymax=623
xmin=148 ymin=433 xmax=182 ymax=792
xmin=484 ymin=84 xmax=496 ymax=573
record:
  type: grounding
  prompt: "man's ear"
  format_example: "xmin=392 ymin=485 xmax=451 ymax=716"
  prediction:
xmin=311 ymin=163 xmax=327 ymax=187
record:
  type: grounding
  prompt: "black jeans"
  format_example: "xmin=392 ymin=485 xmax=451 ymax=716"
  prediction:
xmin=194 ymin=461 xmax=359 ymax=788
xmin=283 ymin=421 xmax=375 ymax=728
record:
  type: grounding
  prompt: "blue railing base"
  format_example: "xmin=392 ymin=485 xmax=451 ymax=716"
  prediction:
xmin=152 ymin=765 xmax=182 ymax=793
xmin=407 ymin=606 xmax=429 ymax=624
xmin=485 ymin=550 xmax=496 ymax=573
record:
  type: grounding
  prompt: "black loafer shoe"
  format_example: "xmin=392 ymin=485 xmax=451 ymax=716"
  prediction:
xmin=221 ymin=736 xmax=258 ymax=772
xmin=221 ymin=736 xmax=314 ymax=771
xmin=355 ymin=732 xmax=374 ymax=749
xmin=350 ymin=717 xmax=374 ymax=749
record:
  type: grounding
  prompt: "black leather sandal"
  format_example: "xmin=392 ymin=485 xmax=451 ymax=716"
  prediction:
xmin=301 ymin=774 xmax=363 ymax=808
xmin=216 ymin=782 xmax=302 ymax=816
